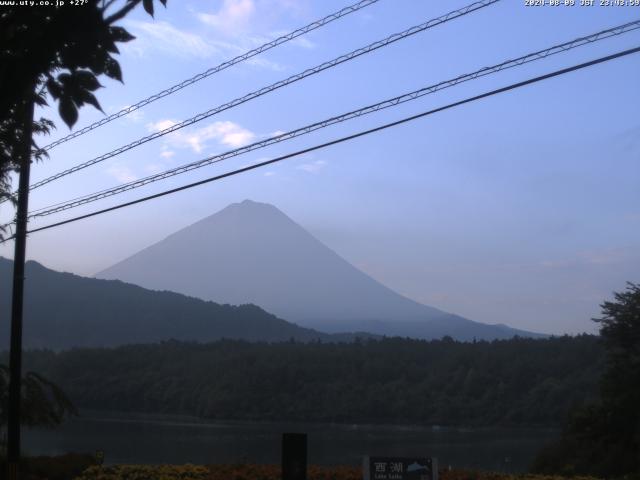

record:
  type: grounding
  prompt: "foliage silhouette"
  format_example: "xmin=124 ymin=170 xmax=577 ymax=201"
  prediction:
xmin=0 ymin=0 xmax=167 ymax=233
xmin=0 ymin=364 xmax=76 ymax=445
xmin=532 ymin=283 xmax=640 ymax=477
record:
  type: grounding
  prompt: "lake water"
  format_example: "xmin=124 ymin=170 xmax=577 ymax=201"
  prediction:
xmin=25 ymin=411 xmax=559 ymax=473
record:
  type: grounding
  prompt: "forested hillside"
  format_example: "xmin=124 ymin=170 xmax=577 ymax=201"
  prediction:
xmin=0 ymin=258 xmax=367 ymax=348
xmin=18 ymin=335 xmax=602 ymax=427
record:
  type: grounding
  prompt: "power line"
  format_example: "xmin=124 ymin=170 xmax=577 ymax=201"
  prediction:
xmin=27 ymin=19 xmax=640 ymax=219
xmin=23 ymin=0 xmax=499 ymax=194
xmin=9 ymin=45 xmax=638 ymax=241
xmin=39 ymin=0 xmax=383 ymax=152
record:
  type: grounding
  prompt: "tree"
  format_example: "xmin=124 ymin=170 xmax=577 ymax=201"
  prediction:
xmin=0 ymin=364 xmax=77 ymax=446
xmin=532 ymin=282 xmax=640 ymax=477
xmin=0 ymin=0 xmax=167 ymax=214
xmin=1 ymin=2 xmax=168 ymax=476
xmin=591 ymin=282 xmax=640 ymax=474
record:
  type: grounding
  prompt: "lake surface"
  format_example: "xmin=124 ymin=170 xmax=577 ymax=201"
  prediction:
xmin=25 ymin=411 xmax=559 ymax=473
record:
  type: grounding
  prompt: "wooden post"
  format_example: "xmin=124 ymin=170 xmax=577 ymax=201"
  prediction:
xmin=282 ymin=433 xmax=307 ymax=480
xmin=362 ymin=455 xmax=370 ymax=480
xmin=7 ymin=93 xmax=35 ymax=480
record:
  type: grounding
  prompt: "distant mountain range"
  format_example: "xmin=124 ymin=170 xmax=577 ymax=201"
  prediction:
xmin=0 ymin=258 xmax=368 ymax=350
xmin=97 ymin=200 xmax=543 ymax=340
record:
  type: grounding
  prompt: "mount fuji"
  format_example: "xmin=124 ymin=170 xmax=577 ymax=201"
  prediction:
xmin=97 ymin=200 xmax=543 ymax=340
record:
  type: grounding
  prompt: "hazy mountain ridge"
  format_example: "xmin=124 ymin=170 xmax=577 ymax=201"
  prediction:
xmin=98 ymin=200 xmax=543 ymax=340
xmin=0 ymin=258 xmax=372 ymax=349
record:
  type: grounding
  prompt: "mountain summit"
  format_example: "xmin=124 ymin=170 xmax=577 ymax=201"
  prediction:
xmin=97 ymin=200 xmax=542 ymax=340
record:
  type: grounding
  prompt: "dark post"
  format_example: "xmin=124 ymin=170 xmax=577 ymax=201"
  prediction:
xmin=7 ymin=94 xmax=35 ymax=480
xmin=282 ymin=433 xmax=307 ymax=480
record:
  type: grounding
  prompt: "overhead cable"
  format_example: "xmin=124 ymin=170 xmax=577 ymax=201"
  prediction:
xmin=25 ymin=0 xmax=499 ymax=194
xmin=28 ymin=20 xmax=640 ymax=219
xmin=8 ymin=45 xmax=637 ymax=241
xmin=39 ymin=0 xmax=384 ymax=152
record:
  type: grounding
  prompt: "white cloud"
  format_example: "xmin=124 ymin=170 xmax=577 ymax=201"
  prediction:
xmin=579 ymin=248 xmax=631 ymax=266
xmin=539 ymin=247 xmax=635 ymax=269
xmin=357 ymin=11 xmax=375 ymax=25
xmin=270 ymin=30 xmax=315 ymax=49
xmin=125 ymin=20 xmax=219 ymax=59
xmin=147 ymin=119 xmax=255 ymax=153
xmin=109 ymin=105 xmax=144 ymax=123
xmin=291 ymin=36 xmax=315 ymax=49
xmin=127 ymin=110 xmax=144 ymax=122
xmin=193 ymin=0 xmax=308 ymax=53
xmin=211 ymin=121 xmax=256 ymax=148
xmin=144 ymin=163 xmax=165 ymax=174
xmin=540 ymin=259 xmax=572 ymax=269
xmin=148 ymin=119 xmax=178 ymax=132
xmin=297 ymin=159 xmax=326 ymax=173
xmin=197 ymin=0 xmax=256 ymax=35
xmin=264 ymin=171 xmax=276 ymax=177
xmin=106 ymin=165 xmax=137 ymax=183
xmin=123 ymin=8 xmax=287 ymax=71
xmin=160 ymin=150 xmax=175 ymax=160
xmin=245 ymin=56 xmax=284 ymax=71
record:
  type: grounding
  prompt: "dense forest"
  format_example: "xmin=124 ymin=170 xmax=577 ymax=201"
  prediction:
xmin=532 ymin=283 xmax=640 ymax=477
xmin=15 ymin=335 xmax=602 ymax=427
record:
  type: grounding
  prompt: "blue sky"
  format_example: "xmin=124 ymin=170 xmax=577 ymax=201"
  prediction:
xmin=1 ymin=0 xmax=639 ymax=334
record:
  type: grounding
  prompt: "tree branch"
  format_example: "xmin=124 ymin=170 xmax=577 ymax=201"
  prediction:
xmin=104 ymin=0 xmax=140 ymax=25
xmin=101 ymin=0 xmax=119 ymax=14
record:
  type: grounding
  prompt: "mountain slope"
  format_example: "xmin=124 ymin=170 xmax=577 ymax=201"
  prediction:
xmin=97 ymin=200 xmax=543 ymax=340
xmin=0 ymin=258 xmax=359 ymax=350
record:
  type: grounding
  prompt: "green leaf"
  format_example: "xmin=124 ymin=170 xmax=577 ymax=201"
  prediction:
xmin=104 ymin=40 xmax=120 ymax=54
xmin=58 ymin=97 xmax=78 ymax=128
xmin=57 ymin=72 xmax=72 ymax=85
xmin=84 ymin=46 xmax=111 ymax=76
xmin=109 ymin=26 xmax=135 ymax=43
xmin=79 ymin=91 xmax=103 ymax=113
xmin=75 ymin=70 xmax=102 ymax=91
xmin=143 ymin=0 xmax=154 ymax=16
xmin=104 ymin=57 xmax=123 ymax=82
xmin=34 ymin=91 xmax=48 ymax=107
xmin=32 ymin=117 xmax=55 ymax=136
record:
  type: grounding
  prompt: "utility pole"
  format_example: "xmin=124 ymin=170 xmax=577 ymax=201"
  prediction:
xmin=7 ymin=92 xmax=35 ymax=480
